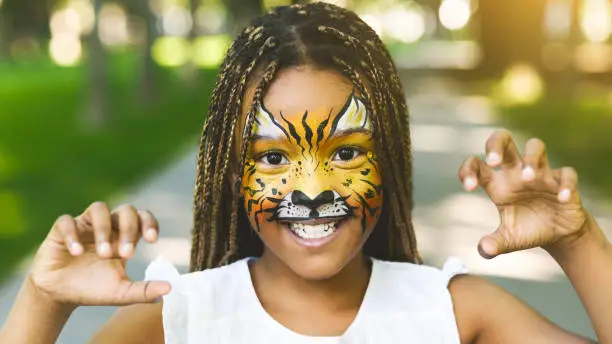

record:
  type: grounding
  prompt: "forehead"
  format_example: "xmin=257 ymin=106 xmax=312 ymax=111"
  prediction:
xmin=241 ymin=66 xmax=355 ymax=126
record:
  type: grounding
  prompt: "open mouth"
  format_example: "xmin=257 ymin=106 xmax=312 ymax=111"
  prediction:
xmin=280 ymin=217 xmax=346 ymax=241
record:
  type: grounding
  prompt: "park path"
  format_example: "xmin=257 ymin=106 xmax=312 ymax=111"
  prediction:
xmin=1 ymin=76 xmax=610 ymax=342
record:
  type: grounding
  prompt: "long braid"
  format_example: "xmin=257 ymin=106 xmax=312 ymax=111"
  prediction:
xmin=191 ymin=2 xmax=421 ymax=271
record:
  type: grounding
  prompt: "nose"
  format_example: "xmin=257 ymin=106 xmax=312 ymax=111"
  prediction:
xmin=291 ymin=190 xmax=334 ymax=209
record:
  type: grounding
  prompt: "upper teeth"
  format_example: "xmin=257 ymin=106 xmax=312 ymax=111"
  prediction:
xmin=290 ymin=222 xmax=338 ymax=239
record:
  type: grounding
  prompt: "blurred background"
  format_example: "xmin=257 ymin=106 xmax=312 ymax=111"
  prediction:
xmin=0 ymin=0 xmax=611 ymax=342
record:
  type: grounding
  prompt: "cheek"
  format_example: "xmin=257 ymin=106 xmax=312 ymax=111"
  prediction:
xmin=338 ymin=167 xmax=383 ymax=232
xmin=241 ymin=172 xmax=294 ymax=229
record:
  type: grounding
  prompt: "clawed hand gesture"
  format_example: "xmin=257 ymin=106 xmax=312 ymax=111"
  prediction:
xmin=459 ymin=130 xmax=588 ymax=259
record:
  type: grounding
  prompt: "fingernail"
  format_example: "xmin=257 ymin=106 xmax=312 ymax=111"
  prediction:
xmin=559 ymin=189 xmax=571 ymax=202
xmin=521 ymin=166 xmax=535 ymax=181
xmin=98 ymin=242 xmax=111 ymax=256
xmin=120 ymin=242 xmax=134 ymax=257
xmin=487 ymin=152 xmax=501 ymax=166
xmin=145 ymin=228 xmax=158 ymax=241
xmin=70 ymin=242 xmax=83 ymax=255
xmin=464 ymin=177 xmax=477 ymax=191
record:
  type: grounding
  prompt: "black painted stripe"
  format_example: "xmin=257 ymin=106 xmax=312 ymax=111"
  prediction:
xmin=301 ymin=111 xmax=314 ymax=159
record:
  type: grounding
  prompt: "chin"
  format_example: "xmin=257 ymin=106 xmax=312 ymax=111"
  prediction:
xmin=260 ymin=217 xmax=368 ymax=281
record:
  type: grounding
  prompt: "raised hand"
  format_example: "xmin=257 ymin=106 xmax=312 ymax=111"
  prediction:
xmin=29 ymin=202 xmax=171 ymax=308
xmin=458 ymin=130 xmax=589 ymax=259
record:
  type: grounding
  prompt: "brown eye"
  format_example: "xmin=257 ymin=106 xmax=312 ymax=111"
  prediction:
xmin=261 ymin=152 xmax=287 ymax=165
xmin=334 ymin=147 xmax=360 ymax=161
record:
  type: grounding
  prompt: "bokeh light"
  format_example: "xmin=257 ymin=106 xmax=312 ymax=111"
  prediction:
xmin=574 ymin=43 xmax=612 ymax=73
xmin=320 ymin=0 xmax=348 ymax=7
xmin=544 ymin=0 xmax=572 ymax=40
xmin=439 ymin=0 xmax=471 ymax=31
xmin=192 ymin=35 xmax=231 ymax=67
xmin=49 ymin=33 xmax=82 ymax=66
xmin=195 ymin=4 xmax=227 ymax=34
xmin=152 ymin=37 xmax=191 ymax=67
xmin=383 ymin=4 xmax=426 ymax=43
xmin=580 ymin=0 xmax=612 ymax=42
xmin=262 ymin=0 xmax=291 ymax=11
xmin=99 ymin=3 xmax=130 ymax=47
xmin=50 ymin=8 xmax=82 ymax=37
xmin=161 ymin=5 xmax=193 ymax=37
xmin=68 ymin=0 xmax=96 ymax=36
xmin=359 ymin=14 xmax=383 ymax=37
xmin=500 ymin=63 xmax=544 ymax=105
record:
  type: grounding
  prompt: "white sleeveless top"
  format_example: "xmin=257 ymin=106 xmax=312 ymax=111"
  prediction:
xmin=145 ymin=257 xmax=467 ymax=344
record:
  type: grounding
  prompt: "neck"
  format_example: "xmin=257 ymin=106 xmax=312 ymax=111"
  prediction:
xmin=251 ymin=251 xmax=371 ymax=312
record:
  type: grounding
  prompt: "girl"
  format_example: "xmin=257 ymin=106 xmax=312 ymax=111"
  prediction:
xmin=1 ymin=3 xmax=611 ymax=343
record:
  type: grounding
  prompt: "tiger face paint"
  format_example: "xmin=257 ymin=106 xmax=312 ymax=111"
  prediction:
xmin=241 ymin=90 xmax=383 ymax=245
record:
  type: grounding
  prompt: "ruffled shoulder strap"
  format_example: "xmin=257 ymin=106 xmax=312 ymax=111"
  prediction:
xmin=144 ymin=256 xmax=188 ymax=344
xmin=441 ymin=257 xmax=469 ymax=286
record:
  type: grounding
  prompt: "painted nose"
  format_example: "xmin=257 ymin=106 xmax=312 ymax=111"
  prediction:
xmin=291 ymin=190 xmax=334 ymax=209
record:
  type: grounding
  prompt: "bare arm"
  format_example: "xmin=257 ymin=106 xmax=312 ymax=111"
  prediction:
xmin=90 ymin=303 xmax=164 ymax=344
xmin=452 ymin=216 xmax=610 ymax=344
xmin=0 ymin=277 xmax=74 ymax=344
xmin=546 ymin=215 xmax=612 ymax=342
xmin=451 ymin=275 xmax=595 ymax=344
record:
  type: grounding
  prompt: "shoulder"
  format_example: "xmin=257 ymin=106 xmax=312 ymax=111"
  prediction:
xmin=373 ymin=257 xmax=467 ymax=291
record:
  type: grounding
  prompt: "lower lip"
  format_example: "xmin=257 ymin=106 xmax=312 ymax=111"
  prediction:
xmin=283 ymin=221 xmax=344 ymax=248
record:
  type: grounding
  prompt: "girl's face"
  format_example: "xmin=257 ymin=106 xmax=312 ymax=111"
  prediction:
xmin=240 ymin=66 xmax=382 ymax=279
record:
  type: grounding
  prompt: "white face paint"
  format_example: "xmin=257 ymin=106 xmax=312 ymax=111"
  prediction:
xmin=334 ymin=94 xmax=371 ymax=132
xmin=249 ymin=104 xmax=289 ymax=140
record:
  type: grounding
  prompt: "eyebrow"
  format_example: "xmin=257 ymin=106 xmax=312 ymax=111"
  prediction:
xmin=328 ymin=128 xmax=373 ymax=139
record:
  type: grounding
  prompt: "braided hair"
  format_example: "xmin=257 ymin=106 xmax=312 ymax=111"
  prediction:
xmin=190 ymin=2 xmax=420 ymax=272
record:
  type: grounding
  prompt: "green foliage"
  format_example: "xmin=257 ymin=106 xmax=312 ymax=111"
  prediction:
xmin=499 ymin=98 xmax=612 ymax=200
xmin=0 ymin=56 xmax=217 ymax=282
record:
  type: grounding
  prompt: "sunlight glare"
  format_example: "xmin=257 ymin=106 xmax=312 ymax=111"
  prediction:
xmin=383 ymin=5 xmax=426 ymax=43
xmin=500 ymin=64 xmax=544 ymax=105
xmin=580 ymin=0 xmax=612 ymax=42
xmin=49 ymin=33 xmax=82 ymax=66
xmin=439 ymin=0 xmax=471 ymax=31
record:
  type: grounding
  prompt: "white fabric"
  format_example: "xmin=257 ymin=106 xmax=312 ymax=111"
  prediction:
xmin=145 ymin=256 xmax=467 ymax=344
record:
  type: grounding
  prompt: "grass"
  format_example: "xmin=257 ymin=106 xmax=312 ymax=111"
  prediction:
xmin=498 ymin=98 xmax=612 ymax=201
xmin=0 ymin=55 xmax=217 ymax=282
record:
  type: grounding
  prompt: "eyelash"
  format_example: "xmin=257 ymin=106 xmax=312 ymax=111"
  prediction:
xmin=254 ymin=145 xmax=365 ymax=166
xmin=256 ymin=150 xmax=289 ymax=166
xmin=332 ymin=145 xmax=365 ymax=161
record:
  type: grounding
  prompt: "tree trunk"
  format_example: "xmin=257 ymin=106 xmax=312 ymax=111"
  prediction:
xmin=181 ymin=0 xmax=200 ymax=89
xmin=554 ymin=0 xmax=581 ymax=97
xmin=85 ymin=0 xmax=108 ymax=128
xmin=476 ymin=0 xmax=547 ymax=77
xmin=138 ymin=0 xmax=158 ymax=103
xmin=0 ymin=9 xmax=11 ymax=60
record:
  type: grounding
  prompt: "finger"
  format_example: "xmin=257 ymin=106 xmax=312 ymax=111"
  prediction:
xmin=477 ymin=230 xmax=508 ymax=259
xmin=54 ymin=215 xmax=83 ymax=256
xmin=485 ymin=130 xmax=522 ymax=168
xmin=554 ymin=167 xmax=579 ymax=203
xmin=112 ymin=204 xmax=140 ymax=258
xmin=138 ymin=210 xmax=160 ymax=243
xmin=115 ymin=280 xmax=172 ymax=305
xmin=458 ymin=156 xmax=493 ymax=192
xmin=86 ymin=202 xmax=113 ymax=258
xmin=521 ymin=138 xmax=548 ymax=182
